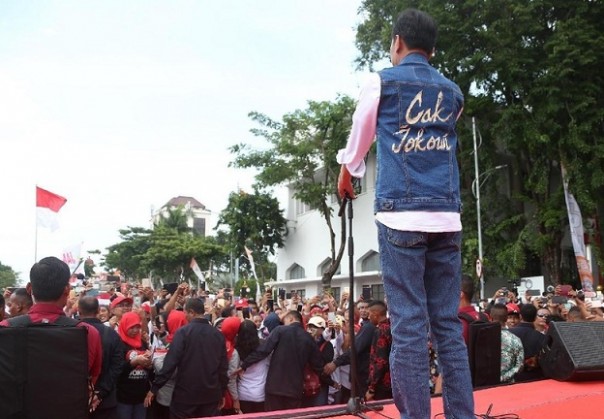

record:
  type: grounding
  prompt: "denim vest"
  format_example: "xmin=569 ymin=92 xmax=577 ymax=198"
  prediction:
xmin=374 ymin=53 xmax=464 ymax=214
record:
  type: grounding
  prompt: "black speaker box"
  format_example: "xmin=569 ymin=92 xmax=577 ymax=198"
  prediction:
xmin=540 ymin=321 xmax=604 ymax=381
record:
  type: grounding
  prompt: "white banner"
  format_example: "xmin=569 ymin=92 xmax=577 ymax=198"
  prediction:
xmin=562 ymin=166 xmax=594 ymax=292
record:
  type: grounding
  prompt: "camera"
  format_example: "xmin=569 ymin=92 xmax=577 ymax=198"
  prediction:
xmin=546 ymin=285 xmax=555 ymax=293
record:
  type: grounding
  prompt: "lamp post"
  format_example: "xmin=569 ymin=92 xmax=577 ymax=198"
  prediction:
xmin=472 ymin=117 xmax=507 ymax=300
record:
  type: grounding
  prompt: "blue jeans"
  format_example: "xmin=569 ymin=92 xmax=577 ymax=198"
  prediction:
xmin=116 ymin=402 xmax=146 ymax=419
xmin=377 ymin=223 xmax=474 ymax=419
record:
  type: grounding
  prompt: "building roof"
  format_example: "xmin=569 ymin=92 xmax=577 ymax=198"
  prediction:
xmin=164 ymin=196 xmax=206 ymax=210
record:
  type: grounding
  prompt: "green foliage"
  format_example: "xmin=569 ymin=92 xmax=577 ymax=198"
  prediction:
xmin=155 ymin=206 xmax=192 ymax=234
xmin=143 ymin=225 xmax=224 ymax=282
xmin=104 ymin=227 xmax=153 ymax=279
xmin=216 ymin=189 xmax=286 ymax=282
xmin=230 ymin=96 xmax=357 ymax=288
xmin=354 ymin=0 xmax=604 ymax=283
xmin=103 ymin=225 xmax=227 ymax=283
xmin=0 ymin=261 xmax=18 ymax=289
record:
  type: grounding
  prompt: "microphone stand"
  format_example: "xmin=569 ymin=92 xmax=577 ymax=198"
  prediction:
xmin=338 ymin=195 xmax=371 ymax=419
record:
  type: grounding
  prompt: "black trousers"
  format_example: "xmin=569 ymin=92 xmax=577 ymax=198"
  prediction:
xmin=239 ymin=400 xmax=265 ymax=414
xmin=90 ymin=406 xmax=118 ymax=419
xmin=373 ymin=386 xmax=393 ymax=401
xmin=264 ymin=393 xmax=302 ymax=412
xmin=169 ymin=400 xmax=220 ymax=419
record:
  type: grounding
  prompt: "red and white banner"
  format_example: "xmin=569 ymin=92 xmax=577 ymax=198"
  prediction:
xmin=36 ymin=186 xmax=67 ymax=231
xmin=562 ymin=166 xmax=594 ymax=292
xmin=62 ymin=242 xmax=84 ymax=275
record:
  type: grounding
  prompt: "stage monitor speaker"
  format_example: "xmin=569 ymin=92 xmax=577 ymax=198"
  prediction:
xmin=540 ymin=321 xmax=604 ymax=381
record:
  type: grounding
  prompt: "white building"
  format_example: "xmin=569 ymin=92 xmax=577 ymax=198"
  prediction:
xmin=272 ymin=155 xmax=385 ymax=302
xmin=153 ymin=196 xmax=212 ymax=237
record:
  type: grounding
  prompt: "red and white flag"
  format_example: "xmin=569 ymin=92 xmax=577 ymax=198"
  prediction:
xmin=190 ymin=257 xmax=204 ymax=281
xmin=36 ymin=186 xmax=67 ymax=231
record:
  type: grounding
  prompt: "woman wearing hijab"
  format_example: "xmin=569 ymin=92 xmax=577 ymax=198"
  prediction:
xmin=261 ymin=312 xmax=281 ymax=338
xmin=220 ymin=316 xmax=242 ymax=415
xmin=236 ymin=319 xmax=270 ymax=413
xmin=116 ymin=311 xmax=153 ymax=419
xmin=150 ymin=310 xmax=188 ymax=419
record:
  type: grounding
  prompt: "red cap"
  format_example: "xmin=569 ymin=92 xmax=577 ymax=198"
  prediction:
xmin=235 ymin=298 xmax=249 ymax=309
xmin=310 ymin=307 xmax=322 ymax=315
xmin=141 ymin=302 xmax=151 ymax=313
xmin=110 ymin=296 xmax=133 ymax=309
xmin=506 ymin=303 xmax=520 ymax=315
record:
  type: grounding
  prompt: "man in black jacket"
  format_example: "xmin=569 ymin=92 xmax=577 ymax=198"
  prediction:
xmin=241 ymin=310 xmax=324 ymax=412
xmin=78 ymin=296 xmax=124 ymax=419
xmin=509 ymin=303 xmax=546 ymax=382
xmin=146 ymin=298 xmax=228 ymax=418
xmin=323 ymin=306 xmax=377 ymax=397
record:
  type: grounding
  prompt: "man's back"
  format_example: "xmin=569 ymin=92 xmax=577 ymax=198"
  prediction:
xmin=509 ymin=322 xmax=546 ymax=382
xmin=0 ymin=303 xmax=102 ymax=381
xmin=244 ymin=322 xmax=324 ymax=399
xmin=0 ymin=312 xmax=92 ymax=419
xmin=500 ymin=329 xmax=524 ymax=383
xmin=152 ymin=318 xmax=228 ymax=405
xmin=81 ymin=317 xmax=124 ymax=410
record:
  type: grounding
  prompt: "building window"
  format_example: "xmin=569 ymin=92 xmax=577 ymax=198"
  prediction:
xmin=371 ymin=284 xmax=385 ymax=302
xmin=295 ymin=199 xmax=311 ymax=216
xmin=318 ymin=258 xmax=341 ymax=276
xmin=193 ymin=217 xmax=206 ymax=237
xmin=288 ymin=263 xmax=306 ymax=280
xmin=361 ymin=251 xmax=380 ymax=272
xmin=330 ymin=286 xmax=340 ymax=303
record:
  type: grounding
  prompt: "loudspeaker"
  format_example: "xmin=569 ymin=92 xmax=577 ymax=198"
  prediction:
xmin=540 ymin=321 xmax=604 ymax=381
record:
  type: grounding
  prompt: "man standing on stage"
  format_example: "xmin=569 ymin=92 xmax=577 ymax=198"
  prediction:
xmin=337 ymin=9 xmax=475 ymax=418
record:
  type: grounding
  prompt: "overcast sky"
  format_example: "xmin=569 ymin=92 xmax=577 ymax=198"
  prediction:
xmin=0 ymin=0 xmax=382 ymax=281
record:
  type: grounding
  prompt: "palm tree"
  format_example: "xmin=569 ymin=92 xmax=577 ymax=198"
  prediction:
xmin=156 ymin=205 xmax=191 ymax=234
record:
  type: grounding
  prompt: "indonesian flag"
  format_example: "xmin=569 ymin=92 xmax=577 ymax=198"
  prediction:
xmin=190 ymin=257 xmax=204 ymax=281
xmin=36 ymin=186 xmax=67 ymax=231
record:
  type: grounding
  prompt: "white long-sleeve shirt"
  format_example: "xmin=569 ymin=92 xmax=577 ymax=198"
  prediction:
xmin=336 ymin=73 xmax=461 ymax=232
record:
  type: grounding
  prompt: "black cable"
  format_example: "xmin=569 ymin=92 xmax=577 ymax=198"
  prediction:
xmin=362 ymin=402 xmax=396 ymax=419
xmin=432 ymin=404 xmax=520 ymax=419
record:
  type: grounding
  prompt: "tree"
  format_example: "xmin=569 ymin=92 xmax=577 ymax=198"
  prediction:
xmin=0 ymin=261 xmax=18 ymax=289
xmin=354 ymin=0 xmax=604 ymax=284
xmin=155 ymin=205 xmax=192 ymax=234
xmin=230 ymin=95 xmax=356 ymax=289
xmin=103 ymin=225 xmax=227 ymax=285
xmin=104 ymin=227 xmax=153 ymax=279
xmin=216 ymin=188 xmax=287 ymax=282
xmin=143 ymin=225 xmax=225 ymax=283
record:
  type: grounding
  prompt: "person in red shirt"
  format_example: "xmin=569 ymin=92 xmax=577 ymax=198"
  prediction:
xmin=0 ymin=256 xmax=102 ymax=384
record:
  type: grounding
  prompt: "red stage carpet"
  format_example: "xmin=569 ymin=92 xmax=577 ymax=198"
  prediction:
xmin=231 ymin=379 xmax=604 ymax=418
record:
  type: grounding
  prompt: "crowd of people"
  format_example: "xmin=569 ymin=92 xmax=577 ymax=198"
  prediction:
xmin=458 ymin=275 xmax=604 ymax=385
xmin=0 ymin=256 xmax=396 ymax=418
xmin=1 ymin=256 xmax=602 ymax=418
